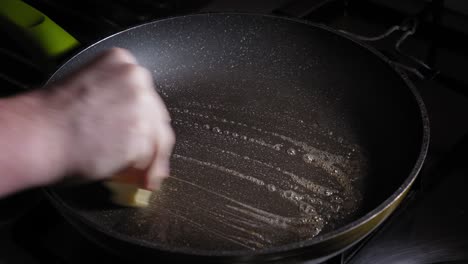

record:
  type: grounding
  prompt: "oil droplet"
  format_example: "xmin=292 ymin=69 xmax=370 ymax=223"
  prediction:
xmin=224 ymin=130 xmax=230 ymax=135
xmin=232 ymin=133 xmax=239 ymax=138
xmin=212 ymin=127 xmax=221 ymax=133
xmin=222 ymin=119 xmax=227 ymax=123
xmin=287 ymin=148 xmax=297 ymax=156
xmin=249 ymin=138 xmax=255 ymax=142
xmin=300 ymin=203 xmax=315 ymax=214
xmin=325 ymin=190 xmax=333 ymax=196
xmin=203 ymin=124 xmax=210 ymax=130
xmin=241 ymin=136 xmax=248 ymax=140
xmin=183 ymin=109 xmax=189 ymax=113
xmin=273 ymin=144 xmax=282 ymax=151
xmin=267 ymin=184 xmax=276 ymax=192
xmin=333 ymin=169 xmax=338 ymax=174
xmin=303 ymin=154 xmax=315 ymax=163
xmin=283 ymin=190 xmax=294 ymax=199
xmin=276 ymin=167 xmax=282 ymax=171
xmin=337 ymin=137 xmax=344 ymax=143
xmin=328 ymin=131 xmax=334 ymax=136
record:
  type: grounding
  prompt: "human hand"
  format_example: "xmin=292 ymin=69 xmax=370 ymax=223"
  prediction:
xmin=46 ymin=48 xmax=175 ymax=190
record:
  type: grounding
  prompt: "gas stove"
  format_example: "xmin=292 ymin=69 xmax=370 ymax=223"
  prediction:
xmin=1 ymin=1 xmax=468 ymax=263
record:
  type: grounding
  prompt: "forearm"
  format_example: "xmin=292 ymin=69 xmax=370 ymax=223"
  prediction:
xmin=0 ymin=90 xmax=68 ymax=198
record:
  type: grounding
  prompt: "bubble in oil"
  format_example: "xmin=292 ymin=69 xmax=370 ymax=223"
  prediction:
xmin=224 ymin=130 xmax=230 ymax=135
xmin=183 ymin=109 xmax=189 ymax=113
xmin=249 ymin=138 xmax=255 ymax=142
xmin=241 ymin=136 xmax=248 ymax=140
xmin=299 ymin=203 xmax=316 ymax=214
xmin=203 ymin=124 xmax=210 ymax=130
xmin=338 ymin=137 xmax=344 ymax=143
xmin=222 ymin=119 xmax=227 ymax=123
xmin=303 ymin=153 xmax=315 ymax=163
xmin=283 ymin=190 xmax=294 ymax=199
xmin=331 ymin=196 xmax=344 ymax=203
xmin=267 ymin=184 xmax=276 ymax=192
xmin=232 ymin=133 xmax=239 ymax=138
xmin=212 ymin=127 xmax=221 ymax=133
xmin=273 ymin=144 xmax=282 ymax=151
xmin=287 ymin=148 xmax=297 ymax=156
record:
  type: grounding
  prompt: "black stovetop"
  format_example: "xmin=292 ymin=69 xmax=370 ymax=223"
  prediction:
xmin=1 ymin=1 xmax=468 ymax=263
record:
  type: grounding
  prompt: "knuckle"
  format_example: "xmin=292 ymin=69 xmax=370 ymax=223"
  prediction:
xmin=117 ymin=64 xmax=152 ymax=83
xmin=105 ymin=47 xmax=135 ymax=61
xmin=124 ymin=85 xmax=140 ymax=101
xmin=163 ymin=126 xmax=176 ymax=147
xmin=115 ymin=63 xmax=139 ymax=76
xmin=131 ymin=65 xmax=153 ymax=82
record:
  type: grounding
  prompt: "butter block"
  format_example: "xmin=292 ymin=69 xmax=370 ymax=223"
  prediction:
xmin=104 ymin=181 xmax=152 ymax=208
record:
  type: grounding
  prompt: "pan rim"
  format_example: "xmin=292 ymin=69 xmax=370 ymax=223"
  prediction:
xmin=44 ymin=12 xmax=430 ymax=258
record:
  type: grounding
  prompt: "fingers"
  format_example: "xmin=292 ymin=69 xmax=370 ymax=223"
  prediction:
xmin=135 ymin=88 xmax=175 ymax=190
xmin=105 ymin=50 xmax=175 ymax=190
xmin=145 ymin=121 xmax=175 ymax=190
xmin=62 ymin=47 xmax=177 ymax=189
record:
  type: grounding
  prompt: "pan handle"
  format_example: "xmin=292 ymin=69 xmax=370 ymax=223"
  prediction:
xmin=0 ymin=0 xmax=80 ymax=63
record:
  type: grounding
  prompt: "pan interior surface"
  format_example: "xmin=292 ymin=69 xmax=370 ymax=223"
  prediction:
xmin=48 ymin=14 xmax=424 ymax=253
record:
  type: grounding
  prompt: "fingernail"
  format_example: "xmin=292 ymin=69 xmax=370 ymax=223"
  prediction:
xmin=147 ymin=176 xmax=165 ymax=190
xmin=154 ymin=156 xmax=170 ymax=174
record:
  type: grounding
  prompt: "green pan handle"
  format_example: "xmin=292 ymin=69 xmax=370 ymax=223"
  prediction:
xmin=0 ymin=0 xmax=80 ymax=62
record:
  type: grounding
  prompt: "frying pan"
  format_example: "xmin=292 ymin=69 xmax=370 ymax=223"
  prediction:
xmin=0 ymin=1 xmax=429 ymax=263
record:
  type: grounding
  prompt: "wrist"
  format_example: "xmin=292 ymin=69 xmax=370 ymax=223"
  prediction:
xmin=8 ymin=89 xmax=72 ymax=187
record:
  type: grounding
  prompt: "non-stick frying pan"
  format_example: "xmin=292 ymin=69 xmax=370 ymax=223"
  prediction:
xmin=0 ymin=1 xmax=429 ymax=263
